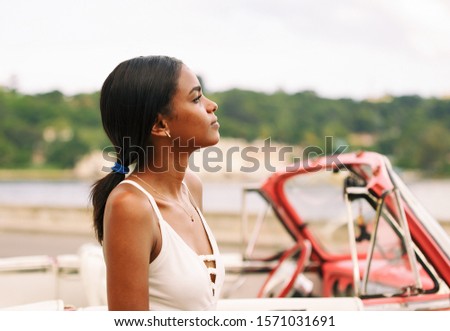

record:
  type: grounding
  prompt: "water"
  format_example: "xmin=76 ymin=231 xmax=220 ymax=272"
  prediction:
xmin=0 ymin=180 xmax=259 ymax=213
xmin=0 ymin=178 xmax=449 ymax=220
xmin=405 ymin=180 xmax=450 ymax=221
xmin=0 ymin=180 xmax=92 ymax=208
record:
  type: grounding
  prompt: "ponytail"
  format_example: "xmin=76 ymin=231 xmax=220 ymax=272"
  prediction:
xmin=90 ymin=171 xmax=124 ymax=243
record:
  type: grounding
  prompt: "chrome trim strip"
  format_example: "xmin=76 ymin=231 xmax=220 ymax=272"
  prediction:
xmin=344 ymin=192 xmax=361 ymax=296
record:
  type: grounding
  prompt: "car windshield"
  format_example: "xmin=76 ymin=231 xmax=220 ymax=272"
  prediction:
xmin=282 ymin=168 xmax=355 ymax=255
xmin=282 ymin=166 xmax=438 ymax=295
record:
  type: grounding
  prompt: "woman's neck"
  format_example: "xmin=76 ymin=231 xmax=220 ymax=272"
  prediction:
xmin=134 ymin=147 xmax=191 ymax=197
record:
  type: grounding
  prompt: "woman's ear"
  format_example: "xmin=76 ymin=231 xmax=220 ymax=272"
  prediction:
xmin=151 ymin=114 xmax=171 ymax=138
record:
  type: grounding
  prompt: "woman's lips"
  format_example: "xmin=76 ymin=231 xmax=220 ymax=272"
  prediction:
xmin=211 ymin=117 xmax=220 ymax=128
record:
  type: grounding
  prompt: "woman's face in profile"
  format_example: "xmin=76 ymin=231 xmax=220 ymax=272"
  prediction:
xmin=167 ymin=64 xmax=220 ymax=149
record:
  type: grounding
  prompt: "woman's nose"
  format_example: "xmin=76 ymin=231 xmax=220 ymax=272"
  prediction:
xmin=207 ymin=98 xmax=218 ymax=112
xmin=211 ymin=101 xmax=218 ymax=112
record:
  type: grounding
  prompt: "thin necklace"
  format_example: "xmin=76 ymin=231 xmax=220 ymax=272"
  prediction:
xmin=132 ymin=174 xmax=196 ymax=222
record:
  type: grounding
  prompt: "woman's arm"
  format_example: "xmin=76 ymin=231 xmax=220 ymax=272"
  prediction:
xmin=102 ymin=186 xmax=155 ymax=310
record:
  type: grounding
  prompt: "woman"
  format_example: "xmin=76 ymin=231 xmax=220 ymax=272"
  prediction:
xmin=90 ymin=56 xmax=224 ymax=310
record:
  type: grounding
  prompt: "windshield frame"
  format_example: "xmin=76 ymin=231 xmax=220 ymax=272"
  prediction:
xmin=388 ymin=167 xmax=450 ymax=261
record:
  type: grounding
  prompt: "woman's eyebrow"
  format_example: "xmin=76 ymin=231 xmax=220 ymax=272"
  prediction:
xmin=188 ymin=85 xmax=202 ymax=95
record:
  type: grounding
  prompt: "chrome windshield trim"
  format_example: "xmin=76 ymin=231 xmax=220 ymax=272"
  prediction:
xmin=344 ymin=191 xmax=361 ymax=297
xmin=385 ymin=157 xmax=423 ymax=290
xmin=393 ymin=187 xmax=423 ymax=289
xmin=361 ymin=194 xmax=386 ymax=296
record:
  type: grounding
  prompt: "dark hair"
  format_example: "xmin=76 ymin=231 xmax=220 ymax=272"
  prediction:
xmin=90 ymin=55 xmax=183 ymax=243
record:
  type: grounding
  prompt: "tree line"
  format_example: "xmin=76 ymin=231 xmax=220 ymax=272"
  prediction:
xmin=0 ymin=87 xmax=449 ymax=176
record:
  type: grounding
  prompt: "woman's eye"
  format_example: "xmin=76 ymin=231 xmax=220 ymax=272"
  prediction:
xmin=193 ymin=95 xmax=202 ymax=103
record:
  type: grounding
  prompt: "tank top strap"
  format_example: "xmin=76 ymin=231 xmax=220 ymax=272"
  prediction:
xmin=181 ymin=181 xmax=189 ymax=190
xmin=119 ymin=179 xmax=164 ymax=223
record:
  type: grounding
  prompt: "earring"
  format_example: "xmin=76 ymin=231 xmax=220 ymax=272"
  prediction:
xmin=164 ymin=130 xmax=171 ymax=138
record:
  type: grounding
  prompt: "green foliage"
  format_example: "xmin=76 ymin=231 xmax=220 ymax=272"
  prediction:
xmin=0 ymin=88 xmax=100 ymax=168
xmin=45 ymin=131 xmax=90 ymax=168
xmin=0 ymin=86 xmax=449 ymax=176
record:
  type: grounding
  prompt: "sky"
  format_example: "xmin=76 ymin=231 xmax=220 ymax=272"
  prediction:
xmin=1 ymin=0 xmax=450 ymax=100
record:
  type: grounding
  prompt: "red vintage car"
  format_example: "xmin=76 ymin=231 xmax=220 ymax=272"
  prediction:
xmin=224 ymin=151 xmax=450 ymax=310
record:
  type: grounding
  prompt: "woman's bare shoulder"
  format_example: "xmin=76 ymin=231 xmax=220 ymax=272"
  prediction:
xmin=106 ymin=182 xmax=151 ymax=217
xmin=103 ymin=181 xmax=156 ymax=244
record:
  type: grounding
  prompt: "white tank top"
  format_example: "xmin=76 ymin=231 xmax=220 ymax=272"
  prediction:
xmin=119 ymin=180 xmax=225 ymax=310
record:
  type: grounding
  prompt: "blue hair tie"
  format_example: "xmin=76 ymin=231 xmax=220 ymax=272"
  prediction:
xmin=111 ymin=162 xmax=129 ymax=175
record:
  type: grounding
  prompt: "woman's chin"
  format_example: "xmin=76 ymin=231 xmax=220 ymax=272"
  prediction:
xmin=209 ymin=133 xmax=221 ymax=146
xmin=200 ymin=132 xmax=221 ymax=148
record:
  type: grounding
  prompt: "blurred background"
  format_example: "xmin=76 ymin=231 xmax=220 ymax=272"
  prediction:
xmin=0 ymin=0 xmax=449 ymax=258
